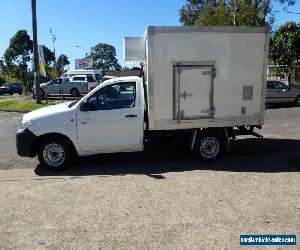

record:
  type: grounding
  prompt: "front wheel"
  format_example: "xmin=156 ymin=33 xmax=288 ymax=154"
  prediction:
xmin=193 ymin=130 xmax=223 ymax=162
xmin=37 ymin=136 xmax=73 ymax=171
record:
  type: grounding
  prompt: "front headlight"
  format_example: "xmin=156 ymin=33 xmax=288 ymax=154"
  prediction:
xmin=18 ymin=120 xmax=31 ymax=131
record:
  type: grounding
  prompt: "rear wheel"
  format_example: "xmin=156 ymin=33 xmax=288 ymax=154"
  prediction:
xmin=37 ymin=136 xmax=73 ymax=171
xmin=295 ymin=95 xmax=300 ymax=107
xmin=10 ymin=92 xmax=13 ymax=95
xmin=70 ymin=88 xmax=79 ymax=97
xmin=193 ymin=130 xmax=223 ymax=162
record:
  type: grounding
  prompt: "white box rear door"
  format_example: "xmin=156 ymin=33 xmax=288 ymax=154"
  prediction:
xmin=175 ymin=65 xmax=214 ymax=120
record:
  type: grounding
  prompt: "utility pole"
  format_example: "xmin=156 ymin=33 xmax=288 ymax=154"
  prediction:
xmin=61 ymin=54 xmax=64 ymax=102
xmin=31 ymin=0 xmax=41 ymax=104
xmin=50 ymin=28 xmax=56 ymax=61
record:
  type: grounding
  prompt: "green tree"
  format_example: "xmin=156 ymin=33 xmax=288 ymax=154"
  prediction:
xmin=179 ymin=0 xmax=294 ymax=27
xmin=196 ymin=0 xmax=232 ymax=26
xmin=4 ymin=30 xmax=32 ymax=81
xmin=180 ymin=0 xmax=217 ymax=26
xmin=270 ymin=22 xmax=300 ymax=85
xmin=89 ymin=43 xmax=121 ymax=75
xmin=56 ymin=54 xmax=70 ymax=75
xmin=41 ymin=45 xmax=55 ymax=68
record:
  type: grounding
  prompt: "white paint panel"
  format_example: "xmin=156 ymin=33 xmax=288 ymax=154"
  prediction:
xmin=145 ymin=27 xmax=268 ymax=130
xmin=179 ymin=67 xmax=211 ymax=119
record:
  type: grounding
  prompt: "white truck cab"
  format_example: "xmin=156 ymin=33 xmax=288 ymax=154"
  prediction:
xmin=17 ymin=77 xmax=145 ymax=170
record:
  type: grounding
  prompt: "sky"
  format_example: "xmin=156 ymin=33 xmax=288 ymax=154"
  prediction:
xmin=0 ymin=0 xmax=299 ymax=69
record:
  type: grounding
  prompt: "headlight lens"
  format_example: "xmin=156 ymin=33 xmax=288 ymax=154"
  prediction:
xmin=18 ymin=120 xmax=31 ymax=131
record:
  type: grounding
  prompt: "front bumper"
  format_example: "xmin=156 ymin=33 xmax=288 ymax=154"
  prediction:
xmin=16 ymin=129 xmax=37 ymax=157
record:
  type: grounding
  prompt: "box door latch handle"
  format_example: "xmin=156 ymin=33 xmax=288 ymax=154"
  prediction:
xmin=180 ymin=91 xmax=192 ymax=100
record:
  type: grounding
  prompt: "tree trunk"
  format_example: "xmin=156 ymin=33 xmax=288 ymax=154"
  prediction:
xmin=287 ymin=68 xmax=293 ymax=86
xmin=233 ymin=0 xmax=237 ymax=26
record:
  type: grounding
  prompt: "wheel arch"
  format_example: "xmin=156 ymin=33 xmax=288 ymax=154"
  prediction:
xmin=32 ymin=132 xmax=77 ymax=156
xmin=190 ymin=127 xmax=230 ymax=152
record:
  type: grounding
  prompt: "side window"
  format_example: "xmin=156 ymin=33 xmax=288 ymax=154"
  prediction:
xmin=87 ymin=76 xmax=94 ymax=82
xmin=74 ymin=77 xmax=85 ymax=81
xmin=87 ymin=82 xmax=136 ymax=110
xmin=267 ymin=81 xmax=273 ymax=89
xmin=273 ymin=81 xmax=286 ymax=90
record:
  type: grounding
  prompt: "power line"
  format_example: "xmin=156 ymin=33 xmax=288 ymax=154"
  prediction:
xmin=273 ymin=9 xmax=300 ymax=15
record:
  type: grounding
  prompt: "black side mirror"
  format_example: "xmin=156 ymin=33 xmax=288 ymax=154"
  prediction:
xmin=79 ymin=100 xmax=97 ymax=111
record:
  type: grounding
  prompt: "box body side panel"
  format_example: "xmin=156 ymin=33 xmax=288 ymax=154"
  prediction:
xmin=146 ymin=28 xmax=268 ymax=130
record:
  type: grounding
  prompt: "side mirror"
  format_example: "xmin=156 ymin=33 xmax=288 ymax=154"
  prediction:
xmin=79 ymin=100 xmax=97 ymax=112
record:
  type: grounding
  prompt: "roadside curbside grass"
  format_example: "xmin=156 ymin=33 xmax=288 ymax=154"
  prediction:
xmin=0 ymin=99 xmax=59 ymax=112
xmin=287 ymin=155 xmax=300 ymax=171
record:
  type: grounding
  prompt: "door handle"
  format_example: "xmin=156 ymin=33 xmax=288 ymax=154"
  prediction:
xmin=125 ymin=114 xmax=137 ymax=118
xmin=80 ymin=118 xmax=89 ymax=124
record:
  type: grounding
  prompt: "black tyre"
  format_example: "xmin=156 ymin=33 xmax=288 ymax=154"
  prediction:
xmin=37 ymin=136 xmax=73 ymax=171
xmin=70 ymin=88 xmax=79 ymax=97
xmin=193 ymin=130 xmax=223 ymax=162
xmin=295 ymin=95 xmax=300 ymax=107
xmin=10 ymin=92 xmax=13 ymax=95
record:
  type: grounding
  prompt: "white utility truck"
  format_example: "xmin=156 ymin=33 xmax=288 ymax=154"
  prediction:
xmin=33 ymin=75 xmax=99 ymax=98
xmin=17 ymin=26 xmax=269 ymax=170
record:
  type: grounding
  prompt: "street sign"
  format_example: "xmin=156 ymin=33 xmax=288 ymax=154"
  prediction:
xmin=75 ymin=58 xmax=93 ymax=69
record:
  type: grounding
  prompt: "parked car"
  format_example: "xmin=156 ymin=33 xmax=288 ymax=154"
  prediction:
xmin=0 ymin=86 xmax=11 ymax=95
xmin=1 ymin=82 xmax=22 ymax=95
xmin=266 ymin=80 xmax=300 ymax=106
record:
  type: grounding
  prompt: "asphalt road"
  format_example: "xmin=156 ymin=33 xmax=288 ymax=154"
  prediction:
xmin=0 ymin=107 xmax=299 ymax=249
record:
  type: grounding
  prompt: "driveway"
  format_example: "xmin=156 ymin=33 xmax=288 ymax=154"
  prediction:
xmin=0 ymin=107 xmax=299 ymax=249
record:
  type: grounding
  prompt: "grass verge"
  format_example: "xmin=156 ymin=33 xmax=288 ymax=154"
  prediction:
xmin=287 ymin=155 xmax=300 ymax=171
xmin=0 ymin=100 xmax=58 ymax=112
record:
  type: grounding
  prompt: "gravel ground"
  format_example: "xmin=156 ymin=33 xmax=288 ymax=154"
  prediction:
xmin=0 ymin=107 xmax=299 ymax=249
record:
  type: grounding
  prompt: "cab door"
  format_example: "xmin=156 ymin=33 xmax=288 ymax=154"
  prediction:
xmin=76 ymin=81 xmax=144 ymax=153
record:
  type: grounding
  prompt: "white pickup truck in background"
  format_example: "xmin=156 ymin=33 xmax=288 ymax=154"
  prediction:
xmin=33 ymin=75 xmax=99 ymax=97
